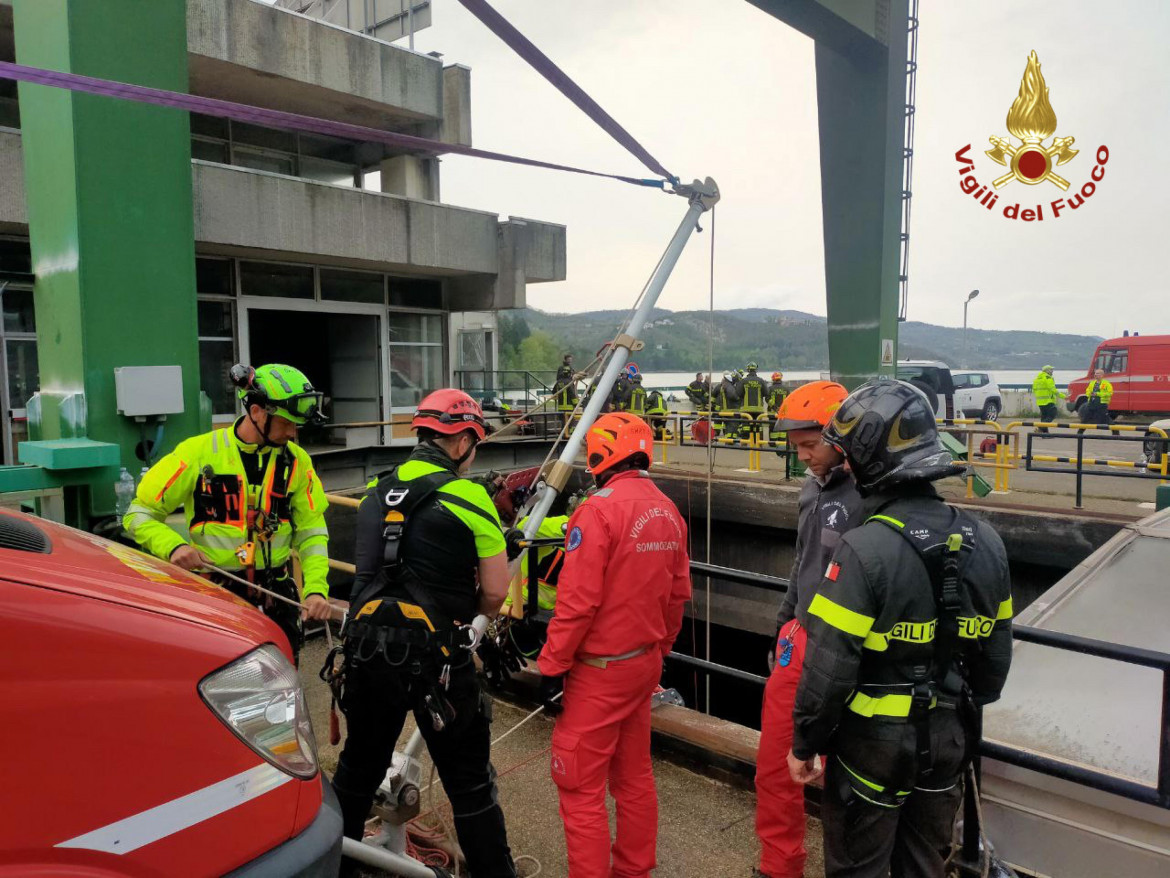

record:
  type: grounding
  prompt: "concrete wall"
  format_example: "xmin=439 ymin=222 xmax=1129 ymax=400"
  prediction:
xmin=191 ymin=161 xmax=565 ymax=286
xmin=0 ymin=129 xmax=25 ymax=229
xmin=187 ymin=0 xmax=444 ymax=129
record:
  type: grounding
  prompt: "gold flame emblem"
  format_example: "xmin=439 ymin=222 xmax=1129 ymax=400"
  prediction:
xmin=986 ymin=51 xmax=1078 ymax=190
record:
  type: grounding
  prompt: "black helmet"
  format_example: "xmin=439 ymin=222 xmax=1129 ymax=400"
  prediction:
xmin=823 ymin=378 xmax=963 ymax=496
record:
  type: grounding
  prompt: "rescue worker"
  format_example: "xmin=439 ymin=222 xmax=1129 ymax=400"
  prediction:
xmin=754 ymin=381 xmax=858 ymax=878
xmin=555 ymin=353 xmax=579 ymax=414
xmin=768 ymin=372 xmax=787 ymax=414
xmin=611 ymin=371 xmax=632 ymax=412
xmin=789 ymin=379 xmax=1013 ymax=878
xmin=627 ymin=372 xmax=648 ymax=416
xmin=645 ymin=388 xmax=670 ymax=440
xmin=1080 ymin=367 xmax=1114 ymax=426
xmin=713 ymin=371 xmax=741 ymax=437
xmin=1032 ymin=364 xmax=1066 ymax=431
xmin=537 ymin=412 xmax=692 ymax=878
xmin=740 ymin=362 xmax=769 ymax=440
xmin=685 ymin=372 xmax=710 ymax=410
xmin=332 ymin=389 xmax=517 ymax=877
xmin=124 ymin=363 xmax=332 ymax=658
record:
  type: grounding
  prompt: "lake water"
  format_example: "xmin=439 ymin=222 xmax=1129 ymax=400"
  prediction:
xmin=640 ymin=369 xmax=1082 ymax=390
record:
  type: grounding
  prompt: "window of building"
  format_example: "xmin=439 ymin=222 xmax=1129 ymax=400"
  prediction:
xmin=0 ymin=238 xmax=32 ymax=276
xmin=233 ymin=146 xmax=296 ymax=177
xmin=320 ymin=268 xmax=385 ymax=304
xmin=0 ymin=79 xmax=20 ymax=130
xmin=239 ymin=261 xmax=315 ymax=299
xmin=389 ymin=277 xmax=443 ymax=309
xmin=389 ymin=312 xmax=445 ymax=408
xmin=196 ymin=258 xmax=234 ymax=296
xmin=2 ymin=288 xmax=35 ymax=335
xmin=5 ymin=339 xmax=37 ymax=413
xmin=197 ymin=300 xmax=237 ymax=416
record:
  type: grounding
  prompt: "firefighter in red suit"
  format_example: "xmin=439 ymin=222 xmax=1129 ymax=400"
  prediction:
xmin=537 ymin=412 xmax=692 ymax=878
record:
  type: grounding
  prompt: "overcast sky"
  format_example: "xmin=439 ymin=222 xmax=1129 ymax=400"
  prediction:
xmin=391 ymin=0 xmax=1168 ymax=338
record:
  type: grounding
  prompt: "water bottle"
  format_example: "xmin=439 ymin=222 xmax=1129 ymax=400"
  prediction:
xmin=114 ymin=467 xmax=137 ymax=518
xmin=139 ymin=466 xmax=150 ymax=486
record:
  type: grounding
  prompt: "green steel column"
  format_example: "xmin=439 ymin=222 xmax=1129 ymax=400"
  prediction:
xmin=814 ymin=0 xmax=908 ymax=388
xmin=13 ymin=0 xmax=203 ymax=517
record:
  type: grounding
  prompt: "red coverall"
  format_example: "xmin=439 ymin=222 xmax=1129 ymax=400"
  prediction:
xmin=755 ymin=619 xmax=809 ymax=877
xmin=537 ymin=470 xmax=691 ymax=878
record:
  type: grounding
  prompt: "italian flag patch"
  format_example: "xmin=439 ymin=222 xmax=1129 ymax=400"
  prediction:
xmin=825 ymin=561 xmax=841 ymax=582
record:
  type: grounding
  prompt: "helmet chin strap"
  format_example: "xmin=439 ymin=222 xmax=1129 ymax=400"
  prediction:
xmin=245 ymin=405 xmax=275 ymax=450
xmin=426 ymin=433 xmax=478 ymax=468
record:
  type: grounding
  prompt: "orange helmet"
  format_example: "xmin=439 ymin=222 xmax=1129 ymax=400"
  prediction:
xmin=586 ymin=412 xmax=653 ymax=476
xmin=412 ymin=389 xmax=486 ymax=441
xmin=775 ymin=380 xmax=848 ymax=432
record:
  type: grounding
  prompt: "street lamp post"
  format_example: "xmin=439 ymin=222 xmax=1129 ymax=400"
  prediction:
xmin=963 ymin=289 xmax=980 ymax=368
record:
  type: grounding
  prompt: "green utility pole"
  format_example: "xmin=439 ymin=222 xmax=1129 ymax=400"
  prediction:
xmin=12 ymin=0 xmax=205 ymax=522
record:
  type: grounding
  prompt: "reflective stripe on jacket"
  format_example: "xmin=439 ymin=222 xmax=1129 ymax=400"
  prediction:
xmin=124 ymin=422 xmax=330 ymax=598
xmin=505 ymin=514 xmax=568 ymax=611
xmin=1032 ymin=371 xmax=1061 ymax=405
xmin=1087 ymin=379 xmax=1114 ymax=404
xmin=792 ymin=487 xmax=1012 ymax=763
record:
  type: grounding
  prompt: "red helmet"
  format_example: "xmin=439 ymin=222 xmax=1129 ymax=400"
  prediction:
xmin=412 ymin=389 xmax=486 ymax=441
xmin=586 ymin=412 xmax=654 ymax=476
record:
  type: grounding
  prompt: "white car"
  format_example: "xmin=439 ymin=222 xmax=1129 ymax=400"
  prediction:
xmin=951 ymin=371 xmax=1004 ymax=422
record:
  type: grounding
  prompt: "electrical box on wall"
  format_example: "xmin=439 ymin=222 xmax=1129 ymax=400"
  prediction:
xmin=114 ymin=366 xmax=185 ymax=417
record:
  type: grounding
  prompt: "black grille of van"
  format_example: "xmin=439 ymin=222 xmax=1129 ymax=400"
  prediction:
xmin=0 ymin=515 xmax=52 ymax=554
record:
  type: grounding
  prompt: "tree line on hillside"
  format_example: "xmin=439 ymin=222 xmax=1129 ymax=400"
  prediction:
xmin=496 ymin=309 xmax=1102 ymax=376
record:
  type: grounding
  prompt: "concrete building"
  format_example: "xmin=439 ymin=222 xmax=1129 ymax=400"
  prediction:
xmin=0 ymin=0 xmax=566 ymax=465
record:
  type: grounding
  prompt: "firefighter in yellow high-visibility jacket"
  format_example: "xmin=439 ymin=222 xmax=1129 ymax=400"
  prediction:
xmin=124 ymin=363 xmax=331 ymax=659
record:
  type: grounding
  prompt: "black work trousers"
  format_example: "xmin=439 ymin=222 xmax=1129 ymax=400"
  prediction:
xmin=214 ymin=567 xmax=303 ymax=660
xmin=822 ymin=710 xmax=967 ymax=878
xmin=1080 ymin=400 xmax=1109 ymax=426
xmin=332 ymin=649 xmax=516 ymax=878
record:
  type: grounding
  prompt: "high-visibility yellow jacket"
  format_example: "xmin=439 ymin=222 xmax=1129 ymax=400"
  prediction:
xmin=1087 ymin=378 xmax=1114 ymax=404
xmin=124 ymin=421 xmax=330 ymax=599
xmin=505 ymin=514 xmax=568 ymax=612
xmin=1031 ymin=371 xmax=1065 ymax=406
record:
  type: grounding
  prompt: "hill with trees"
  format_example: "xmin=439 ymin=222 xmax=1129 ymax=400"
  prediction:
xmin=497 ymin=308 xmax=1100 ymax=374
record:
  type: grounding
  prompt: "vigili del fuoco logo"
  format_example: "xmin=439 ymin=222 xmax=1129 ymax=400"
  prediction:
xmin=955 ymin=50 xmax=1109 ymax=221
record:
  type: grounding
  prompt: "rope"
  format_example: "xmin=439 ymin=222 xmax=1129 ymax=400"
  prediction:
xmin=704 ymin=206 xmax=716 ymax=713
xmin=454 ymin=0 xmax=675 ymax=184
xmin=202 ymin=563 xmax=339 ymax=650
xmin=0 ymin=60 xmax=663 ymax=190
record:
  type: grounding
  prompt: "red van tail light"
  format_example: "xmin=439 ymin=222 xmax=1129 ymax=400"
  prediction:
xmin=199 ymin=645 xmax=319 ymax=779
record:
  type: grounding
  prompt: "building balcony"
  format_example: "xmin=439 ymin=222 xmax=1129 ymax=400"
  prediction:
xmin=0 ymin=130 xmax=565 ymax=309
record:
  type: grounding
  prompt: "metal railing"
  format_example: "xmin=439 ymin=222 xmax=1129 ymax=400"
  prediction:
xmin=455 ymin=369 xmax=557 ymax=411
xmin=661 ymin=563 xmax=1170 ymax=817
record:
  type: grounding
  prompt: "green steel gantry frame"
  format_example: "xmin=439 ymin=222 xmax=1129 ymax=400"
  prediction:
xmin=748 ymin=0 xmax=909 ymax=388
xmin=0 ymin=0 xmax=907 ymax=526
xmin=3 ymin=0 xmax=207 ymax=525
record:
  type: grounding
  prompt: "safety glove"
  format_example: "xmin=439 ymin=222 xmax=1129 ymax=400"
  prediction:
xmin=474 ymin=470 xmax=504 ymax=498
xmin=539 ymin=673 xmax=565 ymax=717
xmin=504 ymin=527 xmax=526 ymax=561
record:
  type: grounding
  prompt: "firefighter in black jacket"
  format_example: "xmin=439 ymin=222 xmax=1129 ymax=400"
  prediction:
xmin=788 ymin=378 xmax=1013 ymax=878
xmin=332 ymin=388 xmax=517 ymax=877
